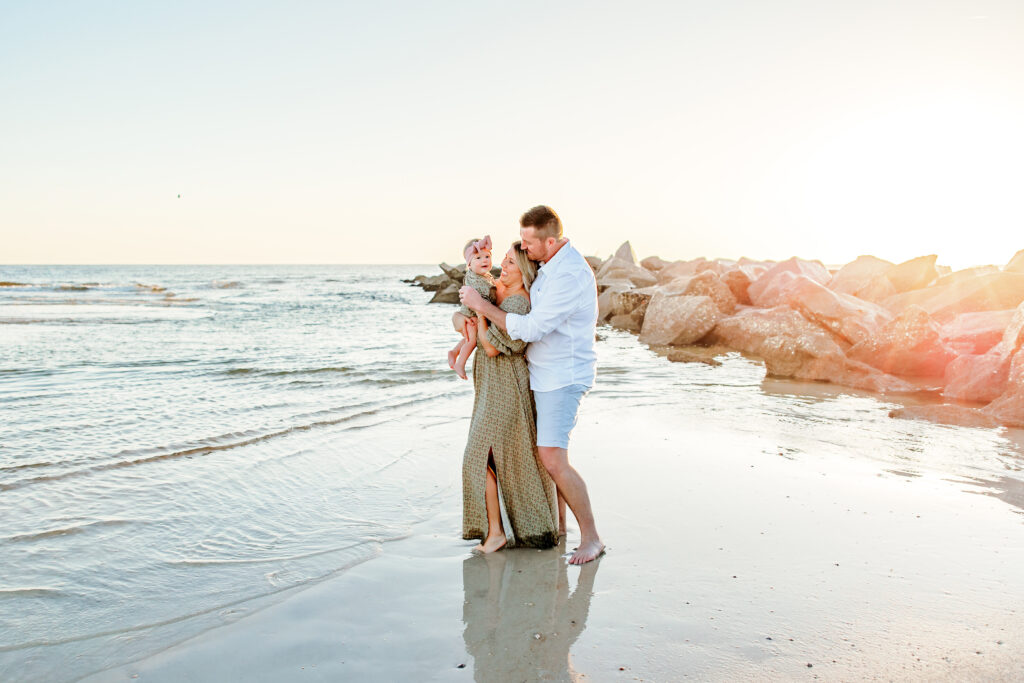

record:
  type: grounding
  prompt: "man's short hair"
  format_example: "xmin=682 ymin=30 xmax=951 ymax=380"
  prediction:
xmin=519 ymin=205 xmax=563 ymax=240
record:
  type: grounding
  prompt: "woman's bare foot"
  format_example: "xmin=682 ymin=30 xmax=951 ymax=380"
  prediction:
xmin=472 ymin=534 xmax=507 ymax=554
xmin=569 ymin=539 xmax=605 ymax=565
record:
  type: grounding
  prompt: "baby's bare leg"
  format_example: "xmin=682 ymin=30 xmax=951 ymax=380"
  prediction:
xmin=448 ymin=318 xmax=473 ymax=368
xmin=453 ymin=320 xmax=477 ymax=380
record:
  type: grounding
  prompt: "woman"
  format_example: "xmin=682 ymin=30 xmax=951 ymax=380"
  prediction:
xmin=462 ymin=242 xmax=559 ymax=552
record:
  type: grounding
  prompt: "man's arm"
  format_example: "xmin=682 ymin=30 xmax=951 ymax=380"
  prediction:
xmin=504 ymin=272 xmax=581 ymax=343
xmin=459 ymin=287 xmax=508 ymax=331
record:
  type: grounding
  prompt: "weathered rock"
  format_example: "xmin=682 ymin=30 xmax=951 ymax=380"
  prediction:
xmin=934 ymin=265 xmax=998 ymax=288
xmin=414 ymin=273 xmax=451 ymax=291
xmin=597 ymin=282 xmax=632 ymax=322
xmin=604 ymin=287 xmax=656 ymax=330
xmin=640 ymin=255 xmax=669 ymax=271
xmin=940 ymin=310 xmax=1015 ymax=355
xmin=981 ymin=351 xmax=1024 ymax=427
xmin=847 ymin=306 xmax=955 ymax=377
xmin=693 ymin=258 xmax=727 ymax=276
xmin=439 ymin=262 xmax=466 ymax=282
xmin=882 ymin=271 xmax=1024 ymax=322
xmin=1004 ymin=249 xmax=1024 ymax=273
xmin=885 ymin=254 xmax=938 ymax=293
xmin=888 ymin=404 xmax=1002 ymax=429
xmin=639 ymin=294 xmax=720 ymax=346
xmin=612 ymin=241 xmax=638 ymax=263
xmin=707 ymin=307 xmax=914 ymax=393
xmin=609 ymin=313 xmax=641 ymax=332
xmin=747 ymin=257 xmax=830 ymax=307
xmin=585 ymin=255 xmax=604 ymax=272
xmin=827 ymin=255 xmax=894 ymax=299
xmin=656 ymin=260 xmax=699 ymax=285
xmin=664 ymin=271 xmax=738 ymax=315
xmin=757 ymin=272 xmax=892 ymax=346
xmin=666 ymin=348 xmax=722 ymax=366
xmin=942 ymin=352 xmax=1014 ymax=403
xmin=429 ymin=282 xmax=461 ymax=304
xmin=943 ymin=301 xmax=1024 ymax=402
xmin=596 ymin=250 xmax=657 ymax=288
xmin=720 ymin=267 xmax=754 ymax=305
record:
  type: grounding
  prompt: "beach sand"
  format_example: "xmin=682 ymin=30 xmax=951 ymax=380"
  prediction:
xmin=88 ymin=397 xmax=1024 ymax=682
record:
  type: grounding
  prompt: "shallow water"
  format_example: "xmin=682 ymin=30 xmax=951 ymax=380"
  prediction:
xmin=1 ymin=265 xmax=1022 ymax=680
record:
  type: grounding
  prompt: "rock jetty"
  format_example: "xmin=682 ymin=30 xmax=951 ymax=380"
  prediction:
xmin=407 ymin=246 xmax=1024 ymax=430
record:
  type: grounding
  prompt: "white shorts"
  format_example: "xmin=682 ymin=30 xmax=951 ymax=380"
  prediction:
xmin=534 ymin=384 xmax=590 ymax=449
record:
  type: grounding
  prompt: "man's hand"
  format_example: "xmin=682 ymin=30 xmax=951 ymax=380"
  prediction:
xmin=459 ymin=286 xmax=486 ymax=313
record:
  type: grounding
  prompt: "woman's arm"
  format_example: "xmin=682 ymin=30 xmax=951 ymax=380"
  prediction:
xmin=476 ymin=316 xmax=501 ymax=357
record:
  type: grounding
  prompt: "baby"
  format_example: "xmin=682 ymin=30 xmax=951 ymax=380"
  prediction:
xmin=449 ymin=235 xmax=495 ymax=379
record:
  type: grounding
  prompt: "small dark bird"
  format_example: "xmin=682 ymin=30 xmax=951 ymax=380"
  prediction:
xmin=177 ymin=194 xmax=181 ymax=199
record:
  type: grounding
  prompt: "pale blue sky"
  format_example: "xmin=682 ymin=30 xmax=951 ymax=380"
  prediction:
xmin=2 ymin=1 xmax=1022 ymax=267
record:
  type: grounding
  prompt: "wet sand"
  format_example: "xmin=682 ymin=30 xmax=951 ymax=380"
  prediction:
xmin=89 ymin=399 xmax=1024 ymax=682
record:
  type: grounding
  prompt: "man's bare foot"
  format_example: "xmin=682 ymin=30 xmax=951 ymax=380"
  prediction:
xmin=472 ymin=534 xmax=507 ymax=554
xmin=447 ymin=349 xmax=457 ymax=369
xmin=569 ymin=539 xmax=605 ymax=565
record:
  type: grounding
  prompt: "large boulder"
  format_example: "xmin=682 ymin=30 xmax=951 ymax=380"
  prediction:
xmin=756 ymin=272 xmax=892 ymax=346
xmin=882 ymin=271 xmax=1024 ymax=322
xmin=663 ymin=271 xmax=738 ymax=315
xmin=885 ymin=254 xmax=938 ymax=293
xmin=827 ymin=255 xmax=895 ymax=299
xmin=585 ymin=255 xmax=604 ymax=272
xmin=940 ymin=310 xmax=1015 ymax=355
xmin=934 ymin=265 xmax=999 ymax=288
xmin=640 ymin=255 xmax=669 ymax=272
xmin=606 ymin=287 xmax=657 ymax=331
xmin=656 ymin=260 xmax=699 ymax=284
xmin=706 ymin=307 xmax=914 ymax=392
xmin=981 ymin=351 xmax=1024 ymax=427
xmin=414 ymin=273 xmax=451 ymax=292
xmin=597 ymin=282 xmax=633 ymax=323
xmin=847 ymin=306 xmax=955 ymax=377
xmin=439 ymin=262 xmax=467 ymax=282
xmin=612 ymin=241 xmax=637 ymax=262
xmin=1004 ymin=249 xmax=1024 ymax=273
xmin=639 ymin=294 xmax=721 ymax=346
xmin=720 ymin=267 xmax=755 ymax=305
xmin=596 ymin=244 xmax=657 ymax=289
xmin=429 ymin=282 xmax=461 ymax=304
xmin=747 ymin=257 xmax=830 ymax=307
xmin=943 ymin=352 xmax=1015 ymax=403
xmin=943 ymin=301 xmax=1024 ymax=402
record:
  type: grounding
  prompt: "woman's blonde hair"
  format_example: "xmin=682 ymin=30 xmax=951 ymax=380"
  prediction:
xmin=513 ymin=241 xmax=539 ymax=292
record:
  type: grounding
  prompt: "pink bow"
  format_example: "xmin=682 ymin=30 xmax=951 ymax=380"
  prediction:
xmin=464 ymin=235 xmax=493 ymax=263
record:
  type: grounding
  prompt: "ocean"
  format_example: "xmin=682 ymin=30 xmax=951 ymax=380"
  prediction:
xmin=2 ymin=265 xmax=1022 ymax=680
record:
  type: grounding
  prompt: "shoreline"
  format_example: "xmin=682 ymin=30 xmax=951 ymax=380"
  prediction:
xmin=88 ymin=396 xmax=1024 ymax=682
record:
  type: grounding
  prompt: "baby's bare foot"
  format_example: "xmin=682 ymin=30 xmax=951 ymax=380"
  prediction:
xmin=454 ymin=362 xmax=468 ymax=380
xmin=447 ymin=349 xmax=457 ymax=369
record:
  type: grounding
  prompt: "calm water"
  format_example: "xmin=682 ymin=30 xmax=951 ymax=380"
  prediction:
xmin=2 ymin=265 xmax=1023 ymax=680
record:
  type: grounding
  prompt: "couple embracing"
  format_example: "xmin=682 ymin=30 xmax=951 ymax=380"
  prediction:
xmin=453 ymin=205 xmax=604 ymax=565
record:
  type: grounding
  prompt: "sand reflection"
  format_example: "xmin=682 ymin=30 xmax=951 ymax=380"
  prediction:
xmin=462 ymin=545 xmax=600 ymax=683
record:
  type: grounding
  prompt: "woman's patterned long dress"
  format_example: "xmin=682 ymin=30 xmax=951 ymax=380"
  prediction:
xmin=461 ymin=294 xmax=558 ymax=548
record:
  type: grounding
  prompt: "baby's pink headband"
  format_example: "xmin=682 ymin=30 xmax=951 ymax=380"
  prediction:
xmin=464 ymin=235 xmax=492 ymax=264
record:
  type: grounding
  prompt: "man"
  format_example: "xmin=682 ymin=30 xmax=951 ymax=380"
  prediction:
xmin=457 ymin=205 xmax=604 ymax=565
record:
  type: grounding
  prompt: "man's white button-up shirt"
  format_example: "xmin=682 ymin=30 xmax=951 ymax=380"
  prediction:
xmin=505 ymin=240 xmax=598 ymax=392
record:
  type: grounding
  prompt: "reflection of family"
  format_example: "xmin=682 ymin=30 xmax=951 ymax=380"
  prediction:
xmin=453 ymin=205 xmax=604 ymax=565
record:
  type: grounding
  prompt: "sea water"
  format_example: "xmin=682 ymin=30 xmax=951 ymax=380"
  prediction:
xmin=1 ymin=265 xmax=1022 ymax=680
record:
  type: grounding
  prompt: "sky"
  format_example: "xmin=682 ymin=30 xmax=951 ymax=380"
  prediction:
xmin=2 ymin=0 xmax=1023 ymax=268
